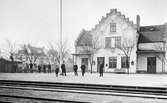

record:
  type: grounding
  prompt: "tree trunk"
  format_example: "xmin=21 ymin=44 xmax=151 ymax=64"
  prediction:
xmin=90 ymin=63 xmax=92 ymax=73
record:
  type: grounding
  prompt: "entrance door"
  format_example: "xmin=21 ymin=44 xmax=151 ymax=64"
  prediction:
xmin=147 ymin=57 xmax=156 ymax=73
xmin=81 ymin=58 xmax=88 ymax=72
xmin=97 ymin=57 xmax=105 ymax=72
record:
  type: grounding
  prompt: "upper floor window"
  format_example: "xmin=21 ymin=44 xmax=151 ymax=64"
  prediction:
xmin=105 ymin=36 xmax=121 ymax=48
xmin=115 ymin=37 xmax=121 ymax=48
xmin=110 ymin=23 xmax=116 ymax=32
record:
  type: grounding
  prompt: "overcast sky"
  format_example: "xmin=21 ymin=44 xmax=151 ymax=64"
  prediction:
xmin=0 ymin=0 xmax=167 ymax=54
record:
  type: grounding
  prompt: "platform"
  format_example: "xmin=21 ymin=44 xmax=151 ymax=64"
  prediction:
xmin=0 ymin=72 xmax=167 ymax=87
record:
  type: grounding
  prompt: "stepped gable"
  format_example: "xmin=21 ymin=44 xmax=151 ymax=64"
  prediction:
xmin=138 ymin=25 xmax=165 ymax=43
xmin=91 ymin=9 xmax=134 ymax=31
xmin=75 ymin=29 xmax=92 ymax=46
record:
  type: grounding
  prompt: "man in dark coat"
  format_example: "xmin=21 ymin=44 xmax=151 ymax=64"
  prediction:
xmin=61 ymin=61 xmax=66 ymax=76
xmin=48 ymin=63 xmax=51 ymax=73
xmin=81 ymin=63 xmax=86 ymax=76
xmin=99 ymin=62 xmax=104 ymax=77
xmin=55 ymin=64 xmax=59 ymax=77
xmin=43 ymin=64 xmax=46 ymax=73
xmin=73 ymin=64 xmax=78 ymax=76
xmin=38 ymin=64 xmax=41 ymax=73
xmin=29 ymin=62 xmax=33 ymax=73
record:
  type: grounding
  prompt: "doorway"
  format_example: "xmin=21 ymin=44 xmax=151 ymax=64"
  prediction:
xmin=81 ymin=58 xmax=88 ymax=72
xmin=147 ymin=57 xmax=156 ymax=73
xmin=97 ymin=57 xmax=105 ymax=72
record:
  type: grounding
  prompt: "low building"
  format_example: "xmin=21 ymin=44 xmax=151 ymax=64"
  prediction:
xmin=0 ymin=58 xmax=22 ymax=73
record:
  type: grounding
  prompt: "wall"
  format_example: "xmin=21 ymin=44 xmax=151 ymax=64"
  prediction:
xmin=75 ymin=9 xmax=138 ymax=73
xmin=137 ymin=53 xmax=164 ymax=73
xmin=138 ymin=42 xmax=164 ymax=51
xmin=90 ymin=10 xmax=138 ymax=73
xmin=75 ymin=55 xmax=91 ymax=72
xmin=92 ymin=48 xmax=137 ymax=73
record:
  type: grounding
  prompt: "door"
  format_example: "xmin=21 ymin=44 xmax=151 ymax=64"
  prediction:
xmin=81 ymin=58 xmax=88 ymax=72
xmin=147 ymin=57 xmax=156 ymax=73
xmin=97 ymin=57 xmax=105 ymax=72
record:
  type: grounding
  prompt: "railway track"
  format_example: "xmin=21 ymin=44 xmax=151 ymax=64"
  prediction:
xmin=0 ymin=80 xmax=167 ymax=102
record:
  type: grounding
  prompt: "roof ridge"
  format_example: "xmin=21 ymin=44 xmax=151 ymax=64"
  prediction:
xmin=140 ymin=25 xmax=163 ymax=27
xmin=91 ymin=9 xmax=134 ymax=31
xmin=75 ymin=29 xmax=90 ymax=46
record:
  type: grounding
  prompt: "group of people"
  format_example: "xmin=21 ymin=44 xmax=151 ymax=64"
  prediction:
xmin=55 ymin=62 xmax=87 ymax=77
xmin=55 ymin=61 xmax=104 ymax=77
xmin=73 ymin=62 xmax=86 ymax=76
xmin=55 ymin=61 xmax=66 ymax=77
xmin=37 ymin=63 xmax=52 ymax=73
xmin=24 ymin=61 xmax=105 ymax=77
xmin=23 ymin=62 xmax=52 ymax=73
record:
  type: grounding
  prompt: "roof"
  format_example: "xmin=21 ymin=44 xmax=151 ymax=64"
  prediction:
xmin=18 ymin=44 xmax=45 ymax=56
xmin=138 ymin=25 xmax=165 ymax=43
xmin=75 ymin=9 xmax=135 ymax=47
xmin=28 ymin=45 xmax=45 ymax=55
xmin=72 ymin=53 xmax=92 ymax=56
xmin=91 ymin=9 xmax=134 ymax=31
xmin=75 ymin=29 xmax=92 ymax=46
xmin=137 ymin=50 xmax=165 ymax=54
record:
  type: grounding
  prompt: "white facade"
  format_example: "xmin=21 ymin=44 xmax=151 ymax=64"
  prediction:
xmin=74 ymin=9 xmax=138 ymax=73
xmin=74 ymin=9 xmax=167 ymax=74
xmin=137 ymin=53 xmax=165 ymax=73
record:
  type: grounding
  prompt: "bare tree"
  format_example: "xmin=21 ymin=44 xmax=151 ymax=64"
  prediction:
xmin=47 ymin=40 xmax=70 ymax=64
xmin=118 ymin=38 xmax=136 ymax=74
xmin=153 ymin=43 xmax=166 ymax=72
xmin=5 ymin=39 xmax=17 ymax=61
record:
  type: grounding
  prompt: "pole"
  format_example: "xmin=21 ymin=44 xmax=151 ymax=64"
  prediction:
xmin=60 ymin=0 xmax=62 ymax=69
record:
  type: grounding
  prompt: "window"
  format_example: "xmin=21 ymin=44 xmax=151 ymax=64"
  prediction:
xmin=105 ymin=37 xmax=121 ymax=48
xmin=109 ymin=57 xmax=117 ymax=68
xmin=115 ymin=37 xmax=121 ymax=48
xmin=110 ymin=23 xmax=116 ymax=32
xmin=121 ymin=56 xmax=129 ymax=68
xmin=105 ymin=37 xmax=111 ymax=48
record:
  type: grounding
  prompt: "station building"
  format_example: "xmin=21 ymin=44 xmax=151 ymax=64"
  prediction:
xmin=73 ymin=9 xmax=167 ymax=73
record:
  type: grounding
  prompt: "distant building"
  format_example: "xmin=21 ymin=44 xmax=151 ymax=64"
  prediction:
xmin=0 ymin=57 xmax=22 ymax=73
xmin=16 ymin=44 xmax=46 ymax=65
xmin=73 ymin=9 xmax=167 ymax=73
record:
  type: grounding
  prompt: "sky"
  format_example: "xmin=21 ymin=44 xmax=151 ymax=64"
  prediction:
xmin=0 ymin=0 xmax=167 ymax=55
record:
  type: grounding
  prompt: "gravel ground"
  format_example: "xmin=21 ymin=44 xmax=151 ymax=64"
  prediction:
xmin=0 ymin=88 xmax=167 ymax=103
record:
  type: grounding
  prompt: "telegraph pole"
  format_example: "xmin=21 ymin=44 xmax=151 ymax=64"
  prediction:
xmin=60 ymin=0 xmax=62 ymax=68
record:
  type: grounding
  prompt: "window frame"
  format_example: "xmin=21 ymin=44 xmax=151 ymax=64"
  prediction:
xmin=109 ymin=57 xmax=117 ymax=68
xmin=110 ymin=23 xmax=116 ymax=33
xmin=115 ymin=36 xmax=121 ymax=48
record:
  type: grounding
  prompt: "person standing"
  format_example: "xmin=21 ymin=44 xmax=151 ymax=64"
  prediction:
xmin=73 ymin=64 xmax=78 ymax=76
xmin=38 ymin=64 xmax=41 ymax=73
xmin=55 ymin=64 xmax=59 ymax=77
xmin=81 ymin=63 xmax=86 ymax=76
xmin=48 ymin=63 xmax=51 ymax=73
xmin=43 ymin=64 xmax=46 ymax=73
xmin=61 ymin=61 xmax=66 ymax=76
xmin=29 ymin=62 xmax=33 ymax=73
xmin=99 ymin=62 xmax=104 ymax=77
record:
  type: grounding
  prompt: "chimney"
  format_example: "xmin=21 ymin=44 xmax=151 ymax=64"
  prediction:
xmin=136 ymin=15 xmax=140 ymax=31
